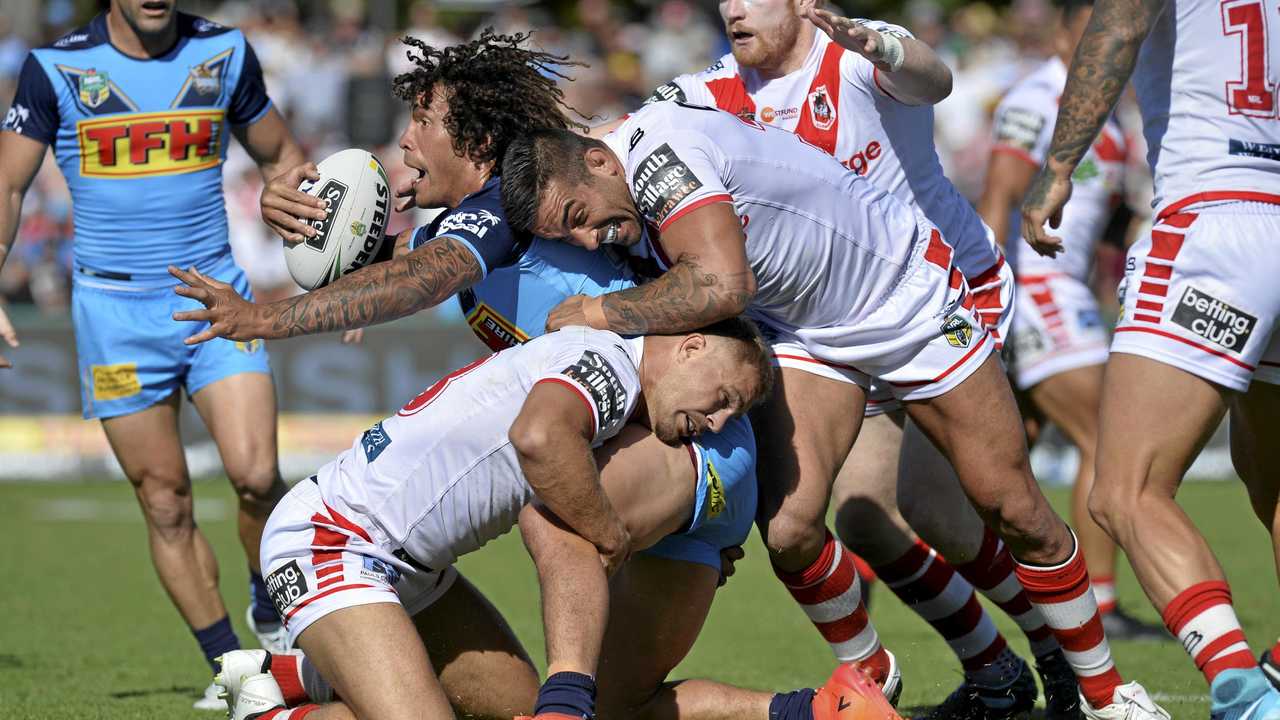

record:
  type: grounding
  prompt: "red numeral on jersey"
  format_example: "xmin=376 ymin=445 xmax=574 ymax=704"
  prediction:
xmin=398 ymin=354 xmax=494 ymax=417
xmin=1221 ymin=0 xmax=1278 ymax=118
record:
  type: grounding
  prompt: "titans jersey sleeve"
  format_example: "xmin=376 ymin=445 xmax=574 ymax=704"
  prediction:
xmin=616 ymin=103 xmax=733 ymax=232
xmin=2 ymin=54 xmax=60 ymax=145
xmin=535 ymin=327 xmax=643 ymax=445
xmin=838 ymin=19 xmax=915 ymax=104
xmin=227 ymin=41 xmax=270 ymax=126
xmin=410 ymin=177 xmax=527 ymax=277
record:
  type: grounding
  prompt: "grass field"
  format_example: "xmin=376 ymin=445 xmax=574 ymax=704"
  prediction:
xmin=2 ymin=479 xmax=1276 ymax=719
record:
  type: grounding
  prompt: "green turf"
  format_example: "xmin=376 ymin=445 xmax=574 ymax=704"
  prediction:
xmin=1 ymin=479 xmax=1276 ymax=718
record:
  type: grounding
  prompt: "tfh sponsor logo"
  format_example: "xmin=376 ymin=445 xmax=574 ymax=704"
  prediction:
xmin=76 ymin=109 xmax=223 ymax=178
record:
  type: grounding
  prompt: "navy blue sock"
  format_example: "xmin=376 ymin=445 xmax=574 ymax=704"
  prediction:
xmin=249 ymin=571 xmax=280 ymax=625
xmin=534 ymin=671 xmax=596 ymax=718
xmin=769 ymin=688 xmax=816 ymax=720
xmin=193 ymin=615 xmax=240 ymax=671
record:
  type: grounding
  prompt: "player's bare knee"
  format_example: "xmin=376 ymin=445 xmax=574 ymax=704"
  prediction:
xmin=229 ymin=465 xmax=284 ymax=512
xmin=762 ymin=510 xmax=827 ymax=565
xmin=134 ymin=477 xmax=196 ymax=539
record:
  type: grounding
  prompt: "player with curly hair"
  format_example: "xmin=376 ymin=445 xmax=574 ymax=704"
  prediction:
xmin=176 ymin=31 xmax=899 ymax=720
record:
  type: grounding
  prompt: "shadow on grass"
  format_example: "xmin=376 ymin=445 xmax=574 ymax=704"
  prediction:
xmin=109 ymin=685 xmax=203 ymax=700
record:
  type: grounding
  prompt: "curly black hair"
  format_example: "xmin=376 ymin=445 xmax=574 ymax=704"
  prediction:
xmin=392 ymin=29 xmax=588 ymax=175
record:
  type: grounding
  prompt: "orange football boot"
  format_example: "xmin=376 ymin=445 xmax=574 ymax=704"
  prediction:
xmin=812 ymin=664 xmax=904 ymax=720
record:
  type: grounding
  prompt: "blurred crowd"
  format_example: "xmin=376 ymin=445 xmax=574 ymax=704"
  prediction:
xmin=0 ymin=0 xmax=1146 ymax=315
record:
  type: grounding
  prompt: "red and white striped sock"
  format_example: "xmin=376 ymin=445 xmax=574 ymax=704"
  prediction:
xmin=268 ymin=653 xmax=309 ymax=706
xmin=874 ymin=539 xmax=1011 ymax=680
xmin=775 ymin=530 xmax=890 ymax=680
xmin=954 ymin=528 xmax=1060 ymax=657
xmin=1161 ymin=581 xmax=1256 ymax=685
xmin=1014 ymin=534 xmax=1123 ymax=710
xmin=253 ymin=706 xmax=320 ymax=719
xmin=1092 ymin=575 xmax=1118 ymax=616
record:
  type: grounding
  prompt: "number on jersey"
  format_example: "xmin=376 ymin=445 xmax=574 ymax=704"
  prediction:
xmin=1221 ymin=0 xmax=1278 ymax=117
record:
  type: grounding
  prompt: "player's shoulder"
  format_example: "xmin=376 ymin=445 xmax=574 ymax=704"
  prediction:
xmin=693 ymin=53 xmax=740 ymax=81
xmin=999 ymin=60 xmax=1062 ymax=112
xmin=435 ymin=178 xmax=508 ymax=236
xmin=35 ymin=16 xmax=107 ymax=54
xmin=177 ymin=12 xmax=241 ymax=40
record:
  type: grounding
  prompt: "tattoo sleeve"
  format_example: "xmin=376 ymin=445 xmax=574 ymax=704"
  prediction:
xmin=1047 ymin=0 xmax=1165 ymax=170
xmin=597 ymin=255 xmax=754 ymax=335
xmin=265 ymin=235 xmax=482 ymax=338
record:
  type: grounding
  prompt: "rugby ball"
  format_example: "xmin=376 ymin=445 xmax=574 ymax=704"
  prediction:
xmin=285 ymin=149 xmax=391 ymax=290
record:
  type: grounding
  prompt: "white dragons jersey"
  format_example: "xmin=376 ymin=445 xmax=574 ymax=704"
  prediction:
xmin=313 ymin=327 xmax=643 ymax=570
xmin=649 ymin=24 xmax=1000 ymax=278
xmin=604 ymin=101 xmax=940 ymax=362
xmin=1132 ymin=0 xmax=1280 ymax=216
xmin=992 ymin=57 xmax=1127 ymax=280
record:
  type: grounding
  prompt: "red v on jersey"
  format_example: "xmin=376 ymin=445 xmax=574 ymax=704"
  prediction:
xmin=795 ymin=42 xmax=845 ymax=155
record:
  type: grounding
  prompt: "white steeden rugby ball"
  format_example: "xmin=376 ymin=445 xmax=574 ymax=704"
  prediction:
xmin=286 ymin=148 xmax=391 ymax=290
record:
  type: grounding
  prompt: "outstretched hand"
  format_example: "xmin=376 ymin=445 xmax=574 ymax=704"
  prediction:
xmin=169 ymin=266 xmax=266 ymax=344
xmin=806 ymin=8 xmax=893 ymax=70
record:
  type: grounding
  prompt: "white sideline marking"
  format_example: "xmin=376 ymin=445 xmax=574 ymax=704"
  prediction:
xmin=33 ymin=497 xmax=230 ymax=522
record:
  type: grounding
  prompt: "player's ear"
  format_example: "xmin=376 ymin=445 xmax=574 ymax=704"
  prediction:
xmin=585 ymin=147 xmax=619 ymax=178
xmin=678 ymin=332 xmax=708 ymax=362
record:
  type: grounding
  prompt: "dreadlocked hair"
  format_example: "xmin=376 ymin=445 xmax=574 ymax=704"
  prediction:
xmin=392 ymin=29 xmax=589 ymax=175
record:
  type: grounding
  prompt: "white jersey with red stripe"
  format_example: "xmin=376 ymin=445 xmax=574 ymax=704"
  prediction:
xmin=650 ymin=24 xmax=999 ymax=279
xmin=312 ymin=327 xmax=642 ymax=571
xmin=992 ymin=57 xmax=1127 ymax=281
xmin=606 ymin=101 xmax=926 ymax=348
xmin=1132 ymin=0 xmax=1280 ymax=216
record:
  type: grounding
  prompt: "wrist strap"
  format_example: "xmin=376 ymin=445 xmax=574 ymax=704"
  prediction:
xmin=877 ymin=32 xmax=905 ymax=72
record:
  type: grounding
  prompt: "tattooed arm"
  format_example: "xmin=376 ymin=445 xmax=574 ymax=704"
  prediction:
xmin=546 ymin=202 xmax=756 ymax=335
xmin=1020 ymin=0 xmax=1165 ymax=256
xmin=169 ymin=233 xmax=482 ymax=344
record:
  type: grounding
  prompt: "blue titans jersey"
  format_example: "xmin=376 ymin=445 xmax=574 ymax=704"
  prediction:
xmin=409 ymin=177 xmax=637 ymax=351
xmin=1 ymin=13 xmax=272 ymax=283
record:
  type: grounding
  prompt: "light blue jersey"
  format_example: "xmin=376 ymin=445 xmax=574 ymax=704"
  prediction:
xmin=411 ymin=179 xmax=758 ymax=570
xmin=3 ymin=12 xmax=271 ymax=283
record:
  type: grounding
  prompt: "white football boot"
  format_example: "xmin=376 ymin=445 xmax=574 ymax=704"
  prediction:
xmin=246 ymin=605 xmax=291 ymax=654
xmin=193 ymin=681 xmax=228 ymax=711
xmin=231 ymin=673 xmax=288 ymax=720
xmin=1081 ymin=681 xmax=1171 ymax=720
xmin=214 ymin=649 xmax=271 ymax=710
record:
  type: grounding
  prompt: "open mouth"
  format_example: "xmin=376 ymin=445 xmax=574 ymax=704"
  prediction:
xmin=730 ymin=29 xmax=754 ymax=43
xmin=684 ymin=413 xmax=696 ymax=438
xmin=140 ymin=1 xmax=171 ymax=16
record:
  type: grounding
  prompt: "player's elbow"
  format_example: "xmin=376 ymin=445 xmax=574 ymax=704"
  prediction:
xmin=926 ymin=65 xmax=954 ymax=104
xmin=509 ymin=415 xmax=554 ymax=464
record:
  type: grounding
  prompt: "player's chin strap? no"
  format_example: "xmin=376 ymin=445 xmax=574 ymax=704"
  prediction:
xmin=873 ymin=32 xmax=905 ymax=73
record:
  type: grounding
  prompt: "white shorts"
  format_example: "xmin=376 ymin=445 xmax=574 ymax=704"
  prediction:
xmin=260 ymin=478 xmax=458 ymax=647
xmin=861 ymin=251 xmax=1014 ymax=416
xmin=765 ymin=229 xmax=996 ymax=407
xmin=1008 ymin=272 xmax=1109 ymax=390
xmin=1113 ymin=200 xmax=1280 ymax=393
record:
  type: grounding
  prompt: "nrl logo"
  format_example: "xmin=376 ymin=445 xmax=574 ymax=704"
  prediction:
xmin=189 ymin=62 xmax=221 ymax=95
xmin=79 ymin=69 xmax=110 ymax=108
xmin=350 ymin=220 xmax=367 ymax=238
xmin=941 ymin=314 xmax=972 ymax=348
